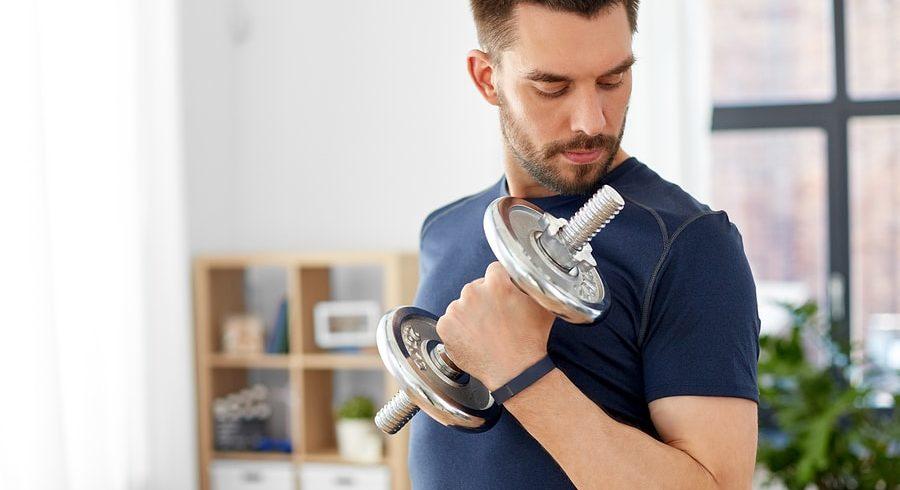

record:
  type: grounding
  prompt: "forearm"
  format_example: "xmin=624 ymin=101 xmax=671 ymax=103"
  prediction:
xmin=503 ymin=369 xmax=720 ymax=490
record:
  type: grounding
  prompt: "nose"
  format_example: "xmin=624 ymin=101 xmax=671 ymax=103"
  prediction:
xmin=569 ymin=87 xmax=607 ymax=137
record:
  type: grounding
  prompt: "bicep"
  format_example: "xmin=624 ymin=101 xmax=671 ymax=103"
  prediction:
xmin=649 ymin=395 xmax=758 ymax=489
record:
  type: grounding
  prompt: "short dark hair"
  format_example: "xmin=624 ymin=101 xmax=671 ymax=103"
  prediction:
xmin=469 ymin=0 xmax=639 ymax=60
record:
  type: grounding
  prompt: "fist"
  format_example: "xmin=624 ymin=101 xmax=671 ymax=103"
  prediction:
xmin=435 ymin=261 xmax=556 ymax=391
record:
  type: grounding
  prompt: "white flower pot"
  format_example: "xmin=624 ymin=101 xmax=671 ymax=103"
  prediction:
xmin=336 ymin=418 xmax=383 ymax=464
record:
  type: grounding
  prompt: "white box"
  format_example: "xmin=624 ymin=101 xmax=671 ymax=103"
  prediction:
xmin=299 ymin=463 xmax=390 ymax=490
xmin=211 ymin=460 xmax=295 ymax=490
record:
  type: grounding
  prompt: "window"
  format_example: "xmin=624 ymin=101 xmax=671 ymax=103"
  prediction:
xmin=709 ymin=0 xmax=900 ymax=396
xmin=710 ymin=1 xmax=834 ymax=104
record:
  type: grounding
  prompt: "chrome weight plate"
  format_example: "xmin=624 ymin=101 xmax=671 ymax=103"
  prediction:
xmin=483 ymin=197 xmax=612 ymax=324
xmin=375 ymin=306 xmax=501 ymax=432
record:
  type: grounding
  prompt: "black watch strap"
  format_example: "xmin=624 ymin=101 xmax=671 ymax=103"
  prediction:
xmin=490 ymin=355 xmax=556 ymax=405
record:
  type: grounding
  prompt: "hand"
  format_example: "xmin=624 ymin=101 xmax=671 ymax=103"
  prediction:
xmin=435 ymin=261 xmax=556 ymax=391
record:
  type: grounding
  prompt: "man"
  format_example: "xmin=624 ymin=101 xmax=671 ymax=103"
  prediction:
xmin=410 ymin=1 xmax=760 ymax=489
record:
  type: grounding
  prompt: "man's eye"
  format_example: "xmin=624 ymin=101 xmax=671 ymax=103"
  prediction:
xmin=537 ymin=87 xmax=568 ymax=98
xmin=599 ymin=73 xmax=625 ymax=89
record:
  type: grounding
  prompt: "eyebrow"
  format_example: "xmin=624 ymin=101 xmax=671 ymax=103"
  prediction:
xmin=523 ymin=55 xmax=636 ymax=83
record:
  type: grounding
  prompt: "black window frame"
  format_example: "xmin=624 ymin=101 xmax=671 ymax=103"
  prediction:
xmin=710 ymin=0 xmax=900 ymax=349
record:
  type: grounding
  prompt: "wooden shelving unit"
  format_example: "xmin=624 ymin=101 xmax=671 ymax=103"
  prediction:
xmin=193 ymin=251 xmax=418 ymax=490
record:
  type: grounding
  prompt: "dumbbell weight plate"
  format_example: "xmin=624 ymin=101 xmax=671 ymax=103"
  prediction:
xmin=483 ymin=197 xmax=612 ymax=324
xmin=375 ymin=306 xmax=501 ymax=432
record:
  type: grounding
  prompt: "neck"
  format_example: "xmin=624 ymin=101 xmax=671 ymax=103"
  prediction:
xmin=503 ymin=148 xmax=631 ymax=198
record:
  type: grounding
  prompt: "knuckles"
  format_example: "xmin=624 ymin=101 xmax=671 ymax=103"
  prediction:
xmin=485 ymin=261 xmax=505 ymax=279
xmin=485 ymin=262 xmax=512 ymax=291
xmin=435 ymin=313 xmax=451 ymax=339
xmin=460 ymin=281 xmax=477 ymax=299
xmin=444 ymin=300 xmax=460 ymax=317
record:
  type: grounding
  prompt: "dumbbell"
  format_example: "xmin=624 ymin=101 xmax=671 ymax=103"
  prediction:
xmin=375 ymin=185 xmax=625 ymax=434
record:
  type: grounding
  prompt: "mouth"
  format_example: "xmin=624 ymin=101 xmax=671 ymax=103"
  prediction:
xmin=561 ymin=150 xmax=602 ymax=165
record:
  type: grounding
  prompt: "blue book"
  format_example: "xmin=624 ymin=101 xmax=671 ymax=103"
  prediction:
xmin=266 ymin=297 xmax=289 ymax=354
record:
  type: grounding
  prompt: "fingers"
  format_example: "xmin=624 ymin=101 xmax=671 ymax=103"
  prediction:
xmin=458 ymin=263 xmax=511 ymax=303
xmin=484 ymin=261 xmax=512 ymax=289
xmin=436 ymin=300 xmax=463 ymax=344
xmin=485 ymin=261 xmax=504 ymax=277
xmin=460 ymin=262 xmax=508 ymax=296
xmin=460 ymin=277 xmax=484 ymax=298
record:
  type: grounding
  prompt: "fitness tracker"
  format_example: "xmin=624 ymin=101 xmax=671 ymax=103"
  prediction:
xmin=490 ymin=355 xmax=556 ymax=405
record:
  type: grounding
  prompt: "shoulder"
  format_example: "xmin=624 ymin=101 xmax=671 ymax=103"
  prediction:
xmin=618 ymin=161 xmax=756 ymax=344
xmin=419 ymin=181 xmax=499 ymax=243
xmin=609 ymin=159 xmax=728 ymax=246
xmin=670 ymin=210 xmax=745 ymax=254
xmin=664 ymin=210 xmax=754 ymax=297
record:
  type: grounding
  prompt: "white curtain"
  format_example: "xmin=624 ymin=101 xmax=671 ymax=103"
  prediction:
xmin=0 ymin=1 xmax=194 ymax=489
xmin=623 ymin=0 xmax=712 ymax=202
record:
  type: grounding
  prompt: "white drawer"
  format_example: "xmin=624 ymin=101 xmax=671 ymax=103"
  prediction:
xmin=211 ymin=460 xmax=295 ymax=490
xmin=299 ymin=463 xmax=390 ymax=490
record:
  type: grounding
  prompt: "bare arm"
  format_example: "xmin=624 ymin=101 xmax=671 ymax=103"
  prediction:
xmin=503 ymin=369 xmax=758 ymax=489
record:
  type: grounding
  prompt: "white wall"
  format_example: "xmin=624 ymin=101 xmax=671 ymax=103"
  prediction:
xmin=185 ymin=0 xmax=503 ymax=253
xmin=184 ymin=0 xmax=240 ymax=251
xmin=184 ymin=1 xmax=709 ymax=253
xmin=625 ymin=0 xmax=711 ymax=201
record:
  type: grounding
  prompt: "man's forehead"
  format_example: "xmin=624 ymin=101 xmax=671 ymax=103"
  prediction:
xmin=504 ymin=3 xmax=633 ymax=78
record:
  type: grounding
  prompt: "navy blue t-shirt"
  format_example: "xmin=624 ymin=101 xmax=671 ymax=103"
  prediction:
xmin=408 ymin=157 xmax=760 ymax=489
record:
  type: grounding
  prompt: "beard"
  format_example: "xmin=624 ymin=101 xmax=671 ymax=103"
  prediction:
xmin=498 ymin=91 xmax=626 ymax=195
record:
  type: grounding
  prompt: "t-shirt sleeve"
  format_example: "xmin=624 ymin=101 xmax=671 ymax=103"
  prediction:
xmin=641 ymin=211 xmax=760 ymax=403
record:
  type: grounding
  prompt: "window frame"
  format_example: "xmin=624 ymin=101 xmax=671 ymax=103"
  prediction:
xmin=710 ymin=0 xmax=900 ymax=349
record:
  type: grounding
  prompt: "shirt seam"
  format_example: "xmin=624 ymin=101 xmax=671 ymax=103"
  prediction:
xmin=644 ymin=382 xmax=759 ymax=402
xmin=623 ymin=196 xmax=670 ymax=242
xmin=638 ymin=210 xmax=726 ymax=348
xmin=613 ymin=195 xmax=668 ymax=345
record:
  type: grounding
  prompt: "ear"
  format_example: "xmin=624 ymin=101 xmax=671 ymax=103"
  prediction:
xmin=467 ymin=49 xmax=500 ymax=106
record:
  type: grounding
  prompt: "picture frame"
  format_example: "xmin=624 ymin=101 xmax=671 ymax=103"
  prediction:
xmin=313 ymin=300 xmax=381 ymax=349
xmin=221 ymin=314 xmax=265 ymax=355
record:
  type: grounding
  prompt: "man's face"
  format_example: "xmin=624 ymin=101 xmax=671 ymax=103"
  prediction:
xmin=494 ymin=3 xmax=634 ymax=195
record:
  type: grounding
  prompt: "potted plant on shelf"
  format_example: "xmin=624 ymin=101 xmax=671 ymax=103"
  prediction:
xmin=336 ymin=396 xmax=383 ymax=464
xmin=756 ymin=301 xmax=899 ymax=489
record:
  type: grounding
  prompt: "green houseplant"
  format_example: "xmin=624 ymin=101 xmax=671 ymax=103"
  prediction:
xmin=337 ymin=396 xmax=376 ymax=420
xmin=335 ymin=396 xmax=382 ymax=463
xmin=757 ymin=301 xmax=900 ymax=489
